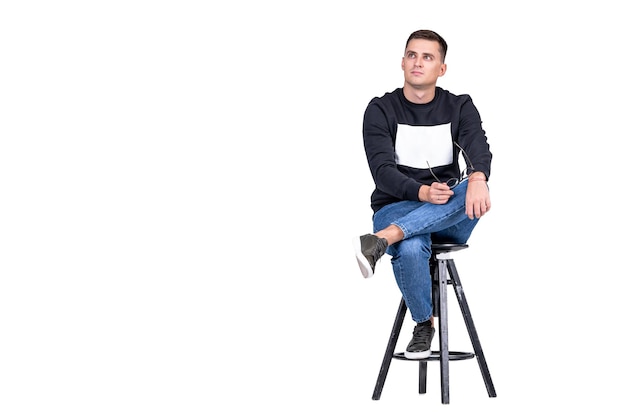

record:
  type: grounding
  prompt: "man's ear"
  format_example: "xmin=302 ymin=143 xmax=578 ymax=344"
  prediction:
xmin=439 ymin=63 xmax=447 ymax=77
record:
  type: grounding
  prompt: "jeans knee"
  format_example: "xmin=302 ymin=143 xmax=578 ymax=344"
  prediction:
xmin=392 ymin=234 xmax=431 ymax=259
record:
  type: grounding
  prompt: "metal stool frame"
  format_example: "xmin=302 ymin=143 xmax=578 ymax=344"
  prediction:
xmin=371 ymin=243 xmax=497 ymax=404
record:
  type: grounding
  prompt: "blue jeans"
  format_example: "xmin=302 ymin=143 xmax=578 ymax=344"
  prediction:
xmin=372 ymin=180 xmax=479 ymax=324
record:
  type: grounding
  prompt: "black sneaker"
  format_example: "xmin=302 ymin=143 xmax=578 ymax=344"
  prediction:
xmin=405 ymin=320 xmax=435 ymax=359
xmin=352 ymin=234 xmax=388 ymax=278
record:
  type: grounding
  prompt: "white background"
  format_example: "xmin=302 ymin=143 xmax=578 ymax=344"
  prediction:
xmin=1 ymin=1 xmax=624 ymax=412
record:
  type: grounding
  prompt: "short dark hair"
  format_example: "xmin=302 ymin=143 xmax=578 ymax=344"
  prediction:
xmin=405 ymin=30 xmax=448 ymax=62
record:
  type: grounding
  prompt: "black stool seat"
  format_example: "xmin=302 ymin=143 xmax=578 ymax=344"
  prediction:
xmin=431 ymin=243 xmax=469 ymax=253
xmin=371 ymin=243 xmax=496 ymax=404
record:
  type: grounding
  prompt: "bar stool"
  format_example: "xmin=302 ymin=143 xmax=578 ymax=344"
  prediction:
xmin=371 ymin=243 xmax=497 ymax=404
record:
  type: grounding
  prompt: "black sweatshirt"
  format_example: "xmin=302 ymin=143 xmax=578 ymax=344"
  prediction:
xmin=362 ymin=87 xmax=492 ymax=213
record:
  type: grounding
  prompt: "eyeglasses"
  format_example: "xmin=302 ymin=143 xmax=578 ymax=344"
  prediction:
xmin=426 ymin=142 xmax=475 ymax=189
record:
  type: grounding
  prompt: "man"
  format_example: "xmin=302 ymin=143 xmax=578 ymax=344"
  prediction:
xmin=353 ymin=29 xmax=492 ymax=359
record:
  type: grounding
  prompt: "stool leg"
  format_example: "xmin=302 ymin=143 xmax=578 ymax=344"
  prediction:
xmin=418 ymin=361 xmax=428 ymax=393
xmin=420 ymin=256 xmax=437 ymax=395
xmin=446 ymin=259 xmax=497 ymax=398
xmin=372 ymin=298 xmax=407 ymax=400
xmin=437 ymin=259 xmax=450 ymax=404
xmin=430 ymin=257 xmax=440 ymax=318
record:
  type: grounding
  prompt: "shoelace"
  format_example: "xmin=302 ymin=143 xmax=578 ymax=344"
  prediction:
xmin=412 ymin=324 xmax=433 ymax=343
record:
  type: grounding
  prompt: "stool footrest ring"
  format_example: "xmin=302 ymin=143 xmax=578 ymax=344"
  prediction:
xmin=392 ymin=351 xmax=475 ymax=362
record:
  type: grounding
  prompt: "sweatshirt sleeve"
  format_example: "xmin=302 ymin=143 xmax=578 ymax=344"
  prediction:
xmin=456 ymin=97 xmax=492 ymax=179
xmin=362 ymin=101 xmax=422 ymax=201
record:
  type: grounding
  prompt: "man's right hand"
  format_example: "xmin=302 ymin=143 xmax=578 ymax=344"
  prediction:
xmin=419 ymin=182 xmax=454 ymax=204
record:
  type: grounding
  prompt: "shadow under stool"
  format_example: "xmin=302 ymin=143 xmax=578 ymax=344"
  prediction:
xmin=371 ymin=243 xmax=497 ymax=404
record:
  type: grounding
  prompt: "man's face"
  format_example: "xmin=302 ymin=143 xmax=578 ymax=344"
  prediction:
xmin=402 ymin=39 xmax=447 ymax=88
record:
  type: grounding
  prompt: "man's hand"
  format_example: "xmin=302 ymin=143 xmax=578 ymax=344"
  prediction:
xmin=465 ymin=178 xmax=491 ymax=219
xmin=419 ymin=182 xmax=454 ymax=204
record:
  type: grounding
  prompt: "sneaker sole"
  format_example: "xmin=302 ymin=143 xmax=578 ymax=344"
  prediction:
xmin=404 ymin=349 xmax=432 ymax=360
xmin=352 ymin=236 xmax=374 ymax=279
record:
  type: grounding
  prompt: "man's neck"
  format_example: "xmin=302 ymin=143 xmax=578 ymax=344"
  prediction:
xmin=403 ymin=85 xmax=437 ymax=104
